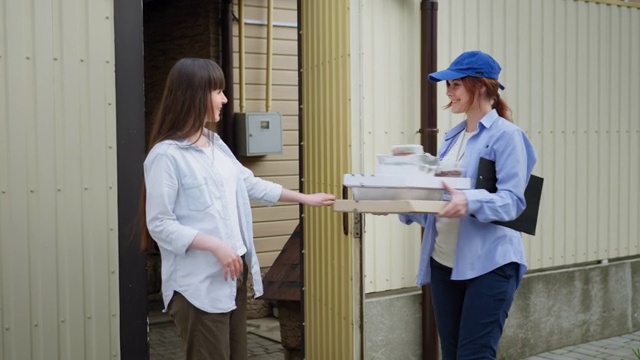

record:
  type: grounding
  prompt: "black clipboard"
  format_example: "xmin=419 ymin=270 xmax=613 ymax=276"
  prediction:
xmin=475 ymin=157 xmax=543 ymax=235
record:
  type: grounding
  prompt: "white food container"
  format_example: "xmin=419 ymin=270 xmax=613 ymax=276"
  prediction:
xmin=376 ymin=153 xmax=439 ymax=176
xmin=376 ymin=163 xmax=437 ymax=176
xmin=377 ymin=153 xmax=438 ymax=165
xmin=343 ymin=174 xmax=471 ymax=201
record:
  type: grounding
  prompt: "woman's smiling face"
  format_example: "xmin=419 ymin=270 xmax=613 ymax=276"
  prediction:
xmin=446 ymin=79 xmax=471 ymax=114
xmin=208 ymin=89 xmax=228 ymax=123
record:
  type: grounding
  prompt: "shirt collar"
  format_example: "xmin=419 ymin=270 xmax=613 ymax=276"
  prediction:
xmin=479 ymin=109 xmax=500 ymax=129
xmin=443 ymin=109 xmax=499 ymax=140
xmin=173 ymin=128 xmax=219 ymax=147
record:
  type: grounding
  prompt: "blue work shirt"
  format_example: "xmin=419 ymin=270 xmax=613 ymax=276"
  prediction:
xmin=399 ymin=109 xmax=537 ymax=287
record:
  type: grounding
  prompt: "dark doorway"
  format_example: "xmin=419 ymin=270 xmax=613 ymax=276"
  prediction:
xmin=142 ymin=0 xmax=226 ymax=357
xmin=142 ymin=0 xmax=224 ymax=314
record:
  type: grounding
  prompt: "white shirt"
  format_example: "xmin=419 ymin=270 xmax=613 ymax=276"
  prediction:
xmin=144 ymin=131 xmax=282 ymax=313
xmin=205 ymin=145 xmax=247 ymax=256
xmin=432 ymin=129 xmax=476 ymax=268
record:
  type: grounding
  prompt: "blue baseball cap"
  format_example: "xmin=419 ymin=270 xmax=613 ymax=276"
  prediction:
xmin=428 ymin=50 xmax=505 ymax=90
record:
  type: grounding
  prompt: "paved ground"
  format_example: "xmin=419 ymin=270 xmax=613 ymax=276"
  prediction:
xmin=150 ymin=316 xmax=284 ymax=360
xmin=150 ymin=316 xmax=640 ymax=360
xmin=526 ymin=331 xmax=640 ymax=360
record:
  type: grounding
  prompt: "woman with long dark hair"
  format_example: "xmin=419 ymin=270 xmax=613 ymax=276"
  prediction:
xmin=142 ymin=58 xmax=335 ymax=360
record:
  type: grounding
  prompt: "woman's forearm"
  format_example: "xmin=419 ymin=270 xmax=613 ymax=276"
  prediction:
xmin=278 ymin=188 xmax=336 ymax=207
xmin=189 ymin=232 xmax=243 ymax=281
xmin=278 ymin=188 xmax=309 ymax=204
xmin=189 ymin=232 xmax=223 ymax=253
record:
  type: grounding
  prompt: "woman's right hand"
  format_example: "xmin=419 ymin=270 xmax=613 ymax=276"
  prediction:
xmin=190 ymin=233 xmax=243 ymax=281
xmin=211 ymin=240 xmax=243 ymax=281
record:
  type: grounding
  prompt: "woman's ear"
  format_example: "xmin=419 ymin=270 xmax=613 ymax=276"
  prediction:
xmin=476 ymin=85 xmax=490 ymax=103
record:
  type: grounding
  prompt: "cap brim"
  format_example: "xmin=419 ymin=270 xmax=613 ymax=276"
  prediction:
xmin=429 ymin=69 xmax=507 ymax=90
xmin=427 ymin=69 xmax=466 ymax=83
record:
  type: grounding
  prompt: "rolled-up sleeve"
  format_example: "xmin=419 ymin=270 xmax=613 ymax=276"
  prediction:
xmin=238 ymin=164 xmax=283 ymax=205
xmin=145 ymin=151 xmax=199 ymax=255
xmin=398 ymin=213 xmax=430 ymax=227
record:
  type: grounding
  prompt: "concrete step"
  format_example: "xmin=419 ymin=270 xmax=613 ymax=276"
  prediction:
xmin=247 ymin=316 xmax=281 ymax=343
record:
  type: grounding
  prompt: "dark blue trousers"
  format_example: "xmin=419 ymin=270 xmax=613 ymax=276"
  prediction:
xmin=429 ymin=257 xmax=519 ymax=360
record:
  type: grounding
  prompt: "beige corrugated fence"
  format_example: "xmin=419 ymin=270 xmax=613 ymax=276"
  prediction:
xmin=0 ymin=0 xmax=120 ymax=359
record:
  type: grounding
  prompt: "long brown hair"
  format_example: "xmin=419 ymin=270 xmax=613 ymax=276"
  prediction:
xmin=445 ymin=77 xmax=512 ymax=121
xmin=139 ymin=58 xmax=226 ymax=253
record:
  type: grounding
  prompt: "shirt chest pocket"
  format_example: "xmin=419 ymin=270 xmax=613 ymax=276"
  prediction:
xmin=478 ymin=143 xmax=496 ymax=161
xmin=182 ymin=177 xmax=214 ymax=212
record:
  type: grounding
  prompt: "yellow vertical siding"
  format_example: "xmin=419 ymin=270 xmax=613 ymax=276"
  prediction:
xmin=232 ymin=0 xmax=301 ymax=268
xmin=0 ymin=0 xmax=119 ymax=359
xmin=301 ymin=0 xmax=354 ymax=359
xmin=438 ymin=0 xmax=640 ymax=270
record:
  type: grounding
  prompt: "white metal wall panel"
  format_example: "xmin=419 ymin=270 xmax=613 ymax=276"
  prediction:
xmin=438 ymin=0 xmax=640 ymax=270
xmin=0 ymin=0 xmax=120 ymax=359
xmin=351 ymin=0 xmax=423 ymax=293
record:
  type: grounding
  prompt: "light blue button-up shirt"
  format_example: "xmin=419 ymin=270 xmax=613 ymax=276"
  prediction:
xmin=399 ymin=110 xmax=537 ymax=287
xmin=145 ymin=131 xmax=283 ymax=313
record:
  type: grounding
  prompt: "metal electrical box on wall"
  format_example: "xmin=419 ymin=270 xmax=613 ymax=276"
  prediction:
xmin=235 ymin=112 xmax=283 ymax=156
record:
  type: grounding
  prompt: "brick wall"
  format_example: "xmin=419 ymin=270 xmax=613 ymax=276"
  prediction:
xmin=143 ymin=0 xmax=221 ymax=135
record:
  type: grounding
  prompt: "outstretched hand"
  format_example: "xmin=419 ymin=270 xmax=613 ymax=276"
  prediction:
xmin=303 ymin=193 xmax=336 ymax=207
xmin=437 ymin=182 xmax=468 ymax=218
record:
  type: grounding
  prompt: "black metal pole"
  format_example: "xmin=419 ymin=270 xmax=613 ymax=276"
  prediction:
xmin=114 ymin=0 xmax=148 ymax=358
xmin=421 ymin=1 xmax=439 ymax=360
xmin=421 ymin=0 xmax=439 ymax=153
